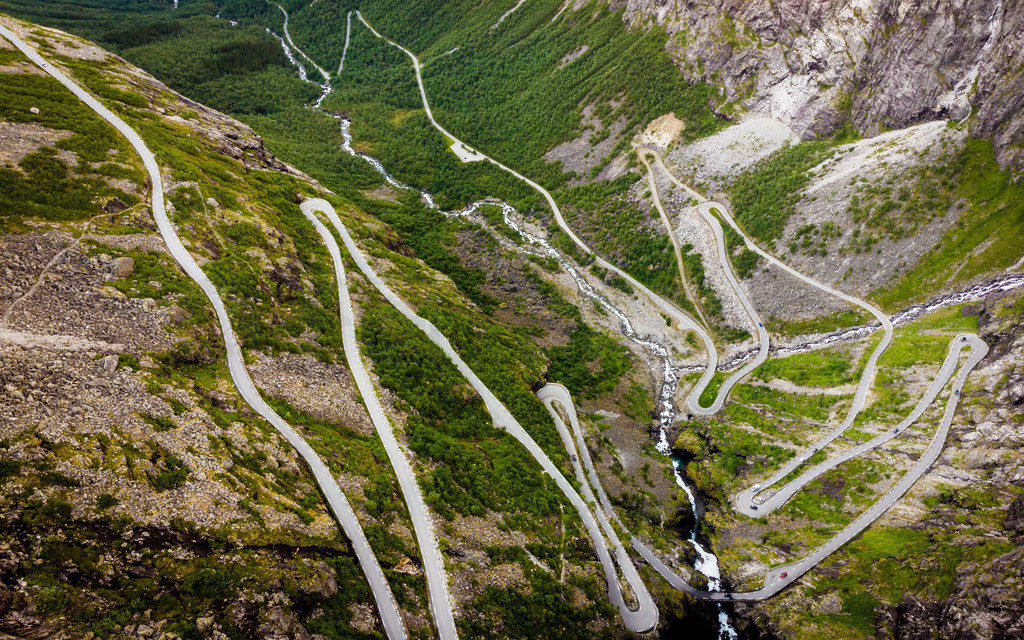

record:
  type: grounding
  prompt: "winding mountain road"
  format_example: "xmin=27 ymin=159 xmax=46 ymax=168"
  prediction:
xmin=645 ymin=150 xmax=894 ymax=423
xmin=347 ymin=13 xmax=991 ymax=609
xmin=640 ymin=151 xmax=903 ymax=510
xmin=537 ymin=384 xmax=625 ymax=530
xmin=300 ymin=200 xmax=457 ymax=640
xmin=638 ymin=150 xmax=771 ymax=414
xmin=277 ymin=4 xmax=330 ymax=82
xmin=1 ymin=6 xmax=998 ymax=636
xmin=639 ymin=152 xmax=708 ymax=328
xmin=0 ymin=23 xmax=408 ymax=640
xmin=309 ymin=196 xmax=660 ymax=633
xmin=737 ymin=334 xmax=980 ymax=517
xmin=353 ymin=11 xmax=728 ymax=415
xmin=542 ymin=335 xmax=987 ymax=600
xmin=606 ymin=151 xmax=991 ymax=596
xmin=338 ymin=11 xmax=352 ymax=75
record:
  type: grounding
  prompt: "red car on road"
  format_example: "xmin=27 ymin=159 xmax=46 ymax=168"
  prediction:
xmin=780 ymin=572 xmax=788 ymax=578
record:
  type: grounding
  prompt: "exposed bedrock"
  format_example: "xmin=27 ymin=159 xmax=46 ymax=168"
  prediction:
xmin=617 ymin=0 xmax=1024 ymax=176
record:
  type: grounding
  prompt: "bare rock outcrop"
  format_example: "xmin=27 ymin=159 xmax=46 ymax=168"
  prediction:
xmin=880 ymin=547 xmax=1024 ymax=639
xmin=615 ymin=0 xmax=1024 ymax=176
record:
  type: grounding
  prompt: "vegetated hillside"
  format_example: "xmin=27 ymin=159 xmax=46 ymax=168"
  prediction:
xmin=0 ymin=16 xmax=437 ymax=639
xmin=0 ymin=14 xmax=710 ymax=640
xmin=668 ymin=113 xmax=1024 ymax=318
xmin=3 ymin=3 xmax=1023 ymax=640
xmin=296 ymin=0 xmax=726 ymax=187
xmin=620 ymin=0 xmax=1024 ymax=178
xmin=695 ymin=292 xmax=1024 ymax=640
xmin=0 ymin=0 xmax=730 ymax=330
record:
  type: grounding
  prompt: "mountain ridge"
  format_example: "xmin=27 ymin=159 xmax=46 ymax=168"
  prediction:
xmin=618 ymin=0 xmax=1024 ymax=177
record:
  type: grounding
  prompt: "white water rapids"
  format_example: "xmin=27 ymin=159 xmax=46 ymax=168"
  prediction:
xmin=332 ymin=111 xmax=1021 ymax=640
xmin=686 ymin=271 xmax=1024 ymax=375
xmin=266 ymin=18 xmax=332 ymax=108
xmin=674 ymin=460 xmax=738 ymax=640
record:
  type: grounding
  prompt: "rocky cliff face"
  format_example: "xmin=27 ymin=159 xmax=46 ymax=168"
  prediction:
xmin=617 ymin=0 xmax=1024 ymax=176
xmin=881 ymin=545 xmax=1024 ymax=640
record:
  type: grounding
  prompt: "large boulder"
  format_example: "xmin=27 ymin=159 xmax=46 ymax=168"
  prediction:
xmin=108 ymin=257 xmax=135 ymax=278
xmin=98 ymin=354 xmax=119 ymax=373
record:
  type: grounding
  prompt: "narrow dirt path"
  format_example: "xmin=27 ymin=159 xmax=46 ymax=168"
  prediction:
xmin=639 ymin=151 xmax=709 ymax=327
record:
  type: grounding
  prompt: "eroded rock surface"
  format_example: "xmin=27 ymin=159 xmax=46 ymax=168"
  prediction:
xmin=616 ymin=0 xmax=1024 ymax=175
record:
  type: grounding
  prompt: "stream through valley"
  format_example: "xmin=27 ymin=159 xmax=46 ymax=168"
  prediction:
xmin=336 ymin=116 xmax=739 ymax=638
xmin=272 ymin=26 xmax=1022 ymax=637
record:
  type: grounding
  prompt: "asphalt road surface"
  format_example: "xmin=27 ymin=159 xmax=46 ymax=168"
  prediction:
xmin=638 ymin=150 xmax=770 ymax=414
xmin=313 ymin=188 xmax=660 ymax=632
xmin=301 ymin=200 xmax=456 ymax=640
xmin=353 ymin=12 xmax=734 ymax=412
xmin=540 ymin=337 xmax=986 ymax=600
xmin=0 ymin=24 xmax=409 ymax=640
xmin=347 ymin=14 xmax=991 ymax=607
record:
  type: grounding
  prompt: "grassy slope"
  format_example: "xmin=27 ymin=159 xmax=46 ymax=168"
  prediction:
xmin=873 ymin=140 xmax=1024 ymax=310
xmin=0 ymin=25 xmax=403 ymax=638
xmin=6 ymin=2 xmax=1021 ymax=639
xmin=22 ymin=12 xmax=658 ymax=633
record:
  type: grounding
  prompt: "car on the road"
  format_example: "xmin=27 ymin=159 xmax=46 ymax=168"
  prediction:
xmin=751 ymin=504 xmax=758 ymax=510
xmin=780 ymin=571 xmax=788 ymax=578
xmin=752 ymin=483 xmax=761 ymax=490
xmin=893 ymin=428 xmax=899 ymax=433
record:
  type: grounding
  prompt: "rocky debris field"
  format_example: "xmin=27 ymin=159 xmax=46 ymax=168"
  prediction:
xmin=250 ymin=350 xmax=375 ymax=437
xmin=1 ymin=231 xmax=178 ymax=353
xmin=452 ymin=224 xmax=577 ymax=348
xmin=544 ymin=102 xmax=629 ymax=184
xmin=667 ymin=118 xmax=799 ymax=194
xmin=744 ymin=259 xmax=856 ymax=323
xmin=778 ymin=123 xmax=966 ymax=297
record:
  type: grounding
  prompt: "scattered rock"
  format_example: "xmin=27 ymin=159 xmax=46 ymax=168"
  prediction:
xmin=346 ymin=602 xmax=378 ymax=634
xmin=99 ymin=354 xmax=119 ymax=373
xmin=168 ymin=306 xmax=192 ymax=324
xmin=1006 ymin=494 xmax=1024 ymax=530
xmin=104 ymin=197 xmax=128 ymax=213
xmin=393 ymin=556 xmax=421 ymax=575
xmin=109 ymin=257 xmax=135 ymax=278
xmin=1005 ymin=377 xmax=1024 ymax=405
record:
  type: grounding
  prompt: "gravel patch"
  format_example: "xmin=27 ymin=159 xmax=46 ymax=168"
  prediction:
xmin=667 ymin=118 xmax=799 ymax=193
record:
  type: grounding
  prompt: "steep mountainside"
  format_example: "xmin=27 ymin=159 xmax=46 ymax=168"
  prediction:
xmin=1 ymin=2 xmax=1022 ymax=640
xmin=0 ymin=13 xmax=696 ymax=640
xmin=620 ymin=0 xmax=1024 ymax=176
xmin=0 ymin=17 xmax=431 ymax=639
